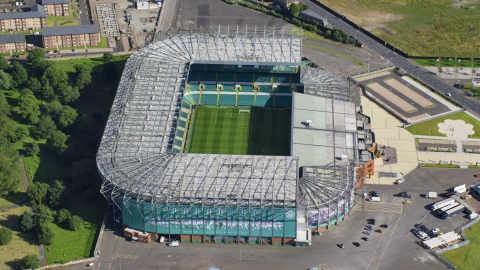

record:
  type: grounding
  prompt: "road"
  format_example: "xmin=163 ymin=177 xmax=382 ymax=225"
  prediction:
xmin=302 ymin=0 xmax=480 ymax=117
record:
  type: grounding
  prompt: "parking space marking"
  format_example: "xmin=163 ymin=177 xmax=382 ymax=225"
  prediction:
xmin=366 ymin=213 xmax=394 ymax=270
xmin=116 ymin=253 xmax=138 ymax=260
xmin=355 ymin=201 xmax=403 ymax=214
xmin=374 ymin=213 xmax=403 ymax=270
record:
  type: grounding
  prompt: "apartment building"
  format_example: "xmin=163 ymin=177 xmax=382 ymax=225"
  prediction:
xmin=0 ymin=4 xmax=47 ymax=32
xmin=0 ymin=34 xmax=26 ymax=52
xmin=42 ymin=25 xmax=100 ymax=48
xmin=42 ymin=0 xmax=69 ymax=17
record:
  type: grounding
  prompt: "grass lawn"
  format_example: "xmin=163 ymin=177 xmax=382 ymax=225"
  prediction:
xmin=405 ymin=112 xmax=480 ymax=138
xmin=419 ymin=163 xmax=460 ymax=169
xmin=188 ymin=107 xmax=250 ymax=154
xmin=413 ymin=58 xmax=480 ymax=68
xmin=46 ymin=14 xmax=75 ymax=27
xmin=0 ymin=206 xmax=40 ymax=270
xmin=187 ymin=106 xmax=291 ymax=156
xmin=316 ymin=0 xmax=480 ymax=56
xmin=59 ymin=36 xmax=109 ymax=51
xmin=443 ymin=221 xmax=480 ymax=269
xmin=304 ymin=43 xmax=364 ymax=67
xmin=45 ymin=196 xmax=105 ymax=264
xmin=56 ymin=19 xmax=79 ymax=27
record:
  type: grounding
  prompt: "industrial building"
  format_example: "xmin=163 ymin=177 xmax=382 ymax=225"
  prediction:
xmin=97 ymin=26 xmax=374 ymax=245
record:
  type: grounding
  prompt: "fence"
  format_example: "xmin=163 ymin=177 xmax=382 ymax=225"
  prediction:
xmin=433 ymin=216 xmax=480 ymax=268
xmin=405 ymin=108 xmax=466 ymax=127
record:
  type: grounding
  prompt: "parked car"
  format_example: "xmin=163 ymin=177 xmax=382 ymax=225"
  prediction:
xmin=353 ymin=242 xmax=360 ymax=247
xmin=395 ymin=178 xmax=405 ymax=184
xmin=432 ymin=228 xmax=440 ymax=234
xmin=361 ymin=237 xmax=369 ymax=241
xmin=446 ymin=93 xmax=452 ymax=97
xmin=380 ymin=224 xmax=388 ymax=228
xmin=169 ymin=241 xmax=179 ymax=247
xmin=363 ymin=231 xmax=372 ymax=235
xmin=338 ymin=244 xmax=345 ymax=249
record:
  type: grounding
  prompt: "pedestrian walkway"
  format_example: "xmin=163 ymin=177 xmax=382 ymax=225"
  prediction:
xmin=361 ymin=95 xmax=418 ymax=185
xmin=424 ymin=67 xmax=480 ymax=80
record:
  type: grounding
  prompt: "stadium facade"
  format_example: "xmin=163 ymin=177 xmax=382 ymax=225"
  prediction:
xmin=97 ymin=26 xmax=375 ymax=245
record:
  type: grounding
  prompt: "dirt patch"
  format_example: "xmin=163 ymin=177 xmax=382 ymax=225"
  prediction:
xmin=452 ymin=0 xmax=480 ymax=8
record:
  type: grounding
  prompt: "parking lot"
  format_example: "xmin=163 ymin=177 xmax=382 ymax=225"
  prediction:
xmin=61 ymin=167 xmax=480 ymax=270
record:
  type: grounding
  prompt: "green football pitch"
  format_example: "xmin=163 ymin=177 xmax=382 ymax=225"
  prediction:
xmin=187 ymin=106 xmax=291 ymax=156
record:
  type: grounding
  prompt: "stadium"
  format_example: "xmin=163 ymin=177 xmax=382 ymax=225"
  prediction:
xmin=97 ymin=26 xmax=374 ymax=245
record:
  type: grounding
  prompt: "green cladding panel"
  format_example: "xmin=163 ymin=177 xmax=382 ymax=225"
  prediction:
xmin=121 ymin=199 xmax=296 ymax=238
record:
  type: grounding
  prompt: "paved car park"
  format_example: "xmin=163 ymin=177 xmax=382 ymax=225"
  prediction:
xmin=62 ymin=167 xmax=480 ymax=270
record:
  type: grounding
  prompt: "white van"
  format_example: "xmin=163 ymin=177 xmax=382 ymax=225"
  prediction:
xmin=160 ymin=236 xmax=165 ymax=243
xmin=169 ymin=240 xmax=179 ymax=247
xmin=369 ymin=197 xmax=380 ymax=202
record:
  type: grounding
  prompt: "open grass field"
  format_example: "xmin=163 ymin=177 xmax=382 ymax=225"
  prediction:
xmin=443 ymin=221 xmax=480 ymax=270
xmin=45 ymin=196 xmax=105 ymax=264
xmin=317 ymin=0 xmax=480 ymax=56
xmin=406 ymin=112 xmax=480 ymax=138
xmin=0 ymin=206 xmax=39 ymax=270
xmin=413 ymin=58 xmax=480 ymax=68
xmin=187 ymin=106 xmax=291 ymax=156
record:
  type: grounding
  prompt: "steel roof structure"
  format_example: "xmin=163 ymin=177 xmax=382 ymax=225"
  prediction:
xmin=97 ymin=26 xmax=361 ymax=225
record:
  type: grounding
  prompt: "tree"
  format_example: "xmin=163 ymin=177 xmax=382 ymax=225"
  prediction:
xmin=36 ymin=116 xmax=57 ymax=139
xmin=41 ymin=66 xmax=68 ymax=94
xmin=0 ymin=139 xmax=20 ymax=196
xmin=103 ymin=52 xmax=114 ymax=62
xmin=20 ymin=254 xmax=40 ymax=269
xmin=48 ymin=180 xmax=65 ymax=209
xmin=19 ymin=211 xmax=35 ymax=231
xmin=43 ymin=100 xmax=62 ymax=117
xmin=27 ymin=48 xmax=45 ymax=65
xmin=36 ymin=222 xmax=55 ymax=245
xmin=14 ymin=125 xmax=29 ymax=141
xmin=33 ymin=204 xmax=54 ymax=226
xmin=19 ymin=94 xmax=41 ymax=124
xmin=0 ymin=70 xmax=12 ymax=89
xmin=27 ymin=182 xmax=49 ymax=206
xmin=0 ymin=93 xmax=10 ymax=116
xmin=57 ymin=85 xmax=80 ymax=104
xmin=25 ymin=142 xmax=40 ymax=156
xmin=69 ymin=215 xmax=84 ymax=231
xmin=57 ymin=209 xmax=71 ymax=223
xmin=299 ymin=2 xmax=308 ymax=11
xmin=70 ymin=159 xmax=95 ymax=191
xmin=101 ymin=62 xmax=119 ymax=83
xmin=26 ymin=77 xmax=43 ymax=94
xmin=0 ymin=227 xmax=13 ymax=245
xmin=10 ymin=61 xmax=28 ymax=88
xmin=75 ymin=64 xmax=92 ymax=90
xmin=0 ymin=56 xmax=9 ymax=70
xmin=82 ymin=188 xmax=96 ymax=202
xmin=289 ymin=3 xmax=300 ymax=17
xmin=57 ymin=106 xmax=77 ymax=128
xmin=48 ymin=130 xmax=68 ymax=154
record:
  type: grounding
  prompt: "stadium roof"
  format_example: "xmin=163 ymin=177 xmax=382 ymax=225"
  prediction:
xmin=97 ymin=26 xmax=301 ymax=208
xmin=0 ymin=4 xmax=46 ymax=19
xmin=292 ymin=92 xmax=357 ymax=167
xmin=42 ymin=25 xmax=100 ymax=36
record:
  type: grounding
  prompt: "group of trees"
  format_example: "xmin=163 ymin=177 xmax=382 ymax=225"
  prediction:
xmin=19 ymin=180 xmax=85 ymax=245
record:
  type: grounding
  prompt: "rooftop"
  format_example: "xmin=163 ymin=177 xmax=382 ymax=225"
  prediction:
xmin=42 ymin=25 xmax=100 ymax=36
xmin=0 ymin=4 xmax=46 ymax=19
xmin=41 ymin=0 xmax=68 ymax=4
xmin=0 ymin=34 xmax=25 ymax=44
xmin=291 ymin=92 xmax=357 ymax=167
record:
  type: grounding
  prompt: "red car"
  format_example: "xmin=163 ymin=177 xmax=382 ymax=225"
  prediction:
xmin=77 ymin=4 xmax=80 ymax=7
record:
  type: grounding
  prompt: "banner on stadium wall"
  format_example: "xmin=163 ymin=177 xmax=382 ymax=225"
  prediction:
xmin=122 ymin=199 xmax=295 ymax=237
xmin=308 ymin=210 xmax=319 ymax=228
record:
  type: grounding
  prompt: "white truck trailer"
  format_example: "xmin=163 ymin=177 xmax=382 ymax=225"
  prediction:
xmin=426 ymin=192 xmax=437 ymax=199
xmin=437 ymin=202 xmax=460 ymax=215
xmin=431 ymin=198 xmax=455 ymax=211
